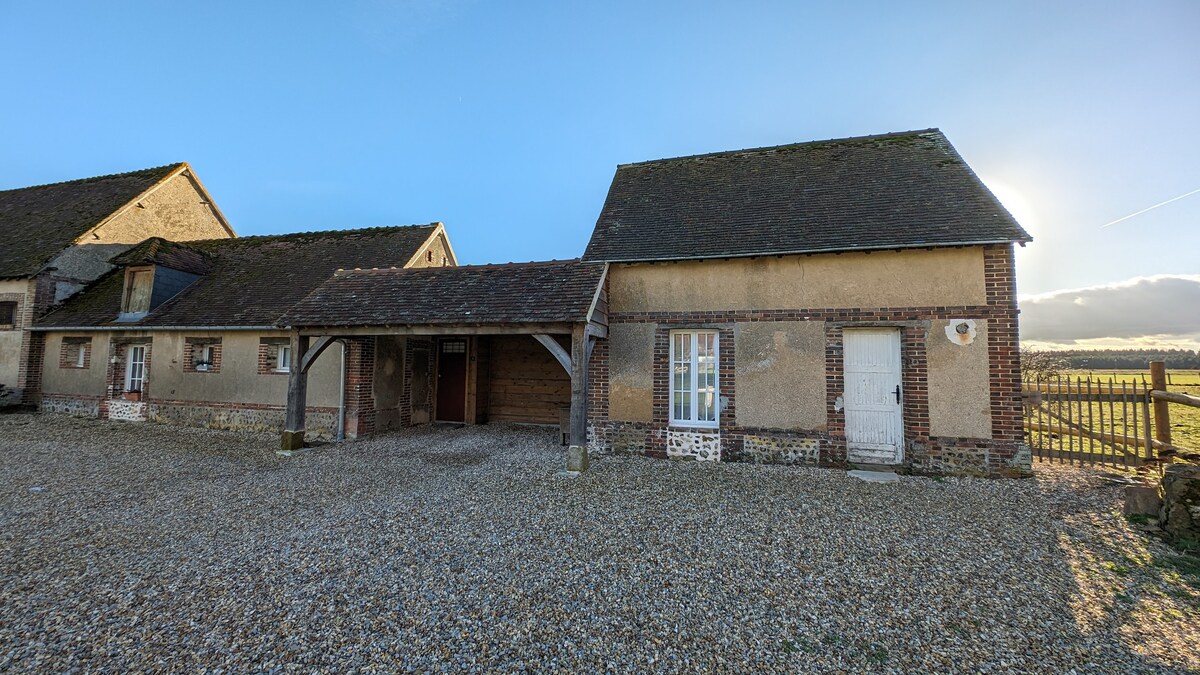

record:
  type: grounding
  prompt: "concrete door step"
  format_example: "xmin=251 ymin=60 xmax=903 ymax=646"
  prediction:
xmin=848 ymin=469 xmax=900 ymax=483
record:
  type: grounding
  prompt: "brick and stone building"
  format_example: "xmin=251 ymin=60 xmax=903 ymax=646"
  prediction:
xmin=579 ymin=129 xmax=1032 ymax=474
xmin=23 ymin=128 xmax=1033 ymax=475
xmin=31 ymin=224 xmax=456 ymax=439
xmin=0 ymin=163 xmax=235 ymax=405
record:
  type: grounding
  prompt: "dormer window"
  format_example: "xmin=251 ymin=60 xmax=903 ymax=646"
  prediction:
xmin=114 ymin=259 xmax=203 ymax=322
xmin=119 ymin=267 xmax=155 ymax=320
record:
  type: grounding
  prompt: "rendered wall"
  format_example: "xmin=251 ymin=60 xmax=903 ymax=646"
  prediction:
xmin=606 ymin=323 xmax=655 ymax=422
xmin=39 ymin=330 xmax=341 ymax=407
xmin=0 ymin=279 xmax=27 ymax=386
xmin=926 ymin=319 xmax=992 ymax=438
xmin=40 ymin=332 xmax=110 ymax=395
xmin=607 ymin=247 xmax=986 ymax=313
xmin=734 ymin=321 xmax=827 ymax=430
xmin=148 ymin=331 xmax=340 ymax=407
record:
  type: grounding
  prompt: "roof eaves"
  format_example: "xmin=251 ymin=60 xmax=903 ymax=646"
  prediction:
xmin=30 ymin=325 xmax=279 ymax=332
xmin=592 ymin=238 xmax=1030 ymax=264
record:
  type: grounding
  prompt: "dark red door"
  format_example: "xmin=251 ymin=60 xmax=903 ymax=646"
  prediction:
xmin=435 ymin=339 xmax=468 ymax=422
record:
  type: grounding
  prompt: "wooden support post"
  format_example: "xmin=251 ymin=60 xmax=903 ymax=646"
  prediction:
xmin=1150 ymin=360 xmax=1171 ymax=451
xmin=281 ymin=332 xmax=311 ymax=451
xmin=566 ymin=323 xmax=590 ymax=472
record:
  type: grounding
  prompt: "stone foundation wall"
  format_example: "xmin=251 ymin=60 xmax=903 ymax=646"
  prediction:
xmin=589 ymin=419 xmax=1029 ymax=475
xmin=39 ymin=394 xmax=338 ymax=440
xmin=40 ymin=394 xmax=102 ymax=417
xmin=148 ymin=400 xmax=338 ymax=439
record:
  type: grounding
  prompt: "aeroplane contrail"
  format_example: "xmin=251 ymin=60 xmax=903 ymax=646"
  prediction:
xmin=1101 ymin=186 xmax=1200 ymax=228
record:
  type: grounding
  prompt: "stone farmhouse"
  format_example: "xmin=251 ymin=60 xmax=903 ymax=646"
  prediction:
xmin=1 ymin=163 xmax=234 ymax=405
xmin=32 ymin=224 xmax=455 ymax=438
xmin=10 ymin=128 xmax=1032 ymax=475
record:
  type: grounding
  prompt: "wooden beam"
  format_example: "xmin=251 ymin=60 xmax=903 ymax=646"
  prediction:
xmin=532 ymin=334 xmax=572 ymax=374
xmin=1150 ymin=389 xmax=1200 ymax=408
xmin=585 ymin=321 xmax=608 ymax=339
xmin=584 ymin=263 xmax=609 ymax=326
xmin=281 ymin=332 xmax=310 ymax=451
xmin=300 ymin=335 xmax=337 ymax=373
xmin=566 ymin=323 xmax=590 ymax=472
xmin=297 ymin=323 xmax=575 ymax=337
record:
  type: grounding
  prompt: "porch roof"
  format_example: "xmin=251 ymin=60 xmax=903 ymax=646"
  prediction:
xmin=278 ymin=259 xmax=607 ymax=333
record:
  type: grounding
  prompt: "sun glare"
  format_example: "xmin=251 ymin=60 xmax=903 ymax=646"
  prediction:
xmin=982 ymin=178 xmax=1039 ymax=233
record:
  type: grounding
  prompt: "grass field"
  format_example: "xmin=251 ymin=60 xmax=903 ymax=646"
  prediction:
xmin=1024 ymin=370 xmax=1200 ymax=460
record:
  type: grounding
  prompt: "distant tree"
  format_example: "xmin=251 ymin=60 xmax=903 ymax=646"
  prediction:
xmin=1042 ymin=348 xmax=1200 ymax=370
xmin=1021 ymin=348 xmax=1069 ymax=379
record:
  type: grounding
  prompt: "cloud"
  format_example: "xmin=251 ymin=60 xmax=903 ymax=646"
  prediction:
xmin=1019 ymin=275 xmax=1200 ymax=348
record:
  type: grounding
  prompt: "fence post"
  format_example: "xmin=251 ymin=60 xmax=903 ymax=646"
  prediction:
xmin=1149 ymin=360 xmax=1171 ymax=450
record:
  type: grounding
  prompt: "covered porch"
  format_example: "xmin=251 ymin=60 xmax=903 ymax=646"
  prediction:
xmin=274 ymin=260 xmax=608 ymax=471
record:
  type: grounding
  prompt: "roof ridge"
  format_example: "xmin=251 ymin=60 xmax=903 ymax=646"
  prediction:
xmin=334 ymin=258 xmax=587 ymax=275
xmin=0 ymin=162 xmax=186 ymax=193
xmin=616 ymin=129 xmax=943 ymax=168
xmin=187 ymin=222 xmax=442 ymax=247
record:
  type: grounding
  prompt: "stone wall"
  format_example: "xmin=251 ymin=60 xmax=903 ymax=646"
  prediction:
xmin=1161 ymin=464 xmax=1200 ymax=544
xmin=148 ymin=400 xmax=338 ymax=440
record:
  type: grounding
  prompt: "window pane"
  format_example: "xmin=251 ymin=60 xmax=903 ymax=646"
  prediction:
xmin=697 ymin=333 xmax=716 ymax=421
xmin=127 ymin=271 xmax=153 ymax=313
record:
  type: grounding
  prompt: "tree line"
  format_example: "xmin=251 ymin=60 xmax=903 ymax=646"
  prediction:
xmin=1031 ymin=349 xmax=1200 ymax=370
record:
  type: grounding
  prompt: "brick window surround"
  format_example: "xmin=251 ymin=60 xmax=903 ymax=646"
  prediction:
xmin=0 ymin=299 xmax=18 ymax=329
xmin=184 ymin=337 xmax=222 ymax=373
xmin=59 ymin=337 xmax=92 ymax=369
xmin=258 ymin=337 xmax=291 ymax=375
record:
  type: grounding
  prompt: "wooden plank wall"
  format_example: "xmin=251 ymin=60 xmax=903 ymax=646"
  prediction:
xmin=485 ymin=335 xmax=570 ymax=425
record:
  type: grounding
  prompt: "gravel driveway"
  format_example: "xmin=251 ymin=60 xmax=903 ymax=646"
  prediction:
xmin=1 ymin=413 xmax=1197 ymax=673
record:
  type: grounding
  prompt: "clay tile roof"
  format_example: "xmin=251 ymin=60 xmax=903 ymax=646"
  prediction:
xmin=35 ymin=224 xmax=440 ymax=328
xmin=581 ymin=129 xmax=1032 ymax=262
xmin=111 ymin=237 xmax=213 ymax=276
xmin=0 ymin=163 xmax=184 ymax=278
xmin=278 ymin=260 xmax=607 ymax=328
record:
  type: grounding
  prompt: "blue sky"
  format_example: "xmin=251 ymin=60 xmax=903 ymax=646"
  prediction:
xmin=2 ymin=2 xmax=1197 ymax=346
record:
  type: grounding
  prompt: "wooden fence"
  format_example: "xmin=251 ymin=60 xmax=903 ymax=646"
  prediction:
xmin=1023 ymin=361 xmax=1200 ymax=466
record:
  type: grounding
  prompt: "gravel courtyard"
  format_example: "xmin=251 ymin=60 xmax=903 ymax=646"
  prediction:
xmin=1 ymin=414 xmax=1197 ymax=673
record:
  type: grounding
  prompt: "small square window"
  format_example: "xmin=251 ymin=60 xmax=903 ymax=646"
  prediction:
xmin=276 ymin=345 xmax=292 ymax=372
xmin=60 ymin=338 xmax=91 ymax=369
xmin=0 ymin=301 xmax=16 ymax=326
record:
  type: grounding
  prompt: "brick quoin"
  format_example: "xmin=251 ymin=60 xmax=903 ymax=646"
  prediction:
xmin=343 ymin=337 xmax=376 ymax=437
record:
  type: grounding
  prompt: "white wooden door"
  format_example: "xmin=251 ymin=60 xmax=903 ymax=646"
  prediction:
xmin=843 ymin=329 xmax=903 ymax=464
xmin=125 ymin=345 xmax=147 ymax=393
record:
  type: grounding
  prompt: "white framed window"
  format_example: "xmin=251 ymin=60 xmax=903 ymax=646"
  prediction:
xmin=125 ymin=345 xmax=147 ymax=392
xmin=73 ymin=343 xmax=86 ymax=368
xmin=669 ymin=330 xmax=719 ymax=427
xmin=193 ymin=343 xmax=214 ymax=371
xmin=276 ymin=345 xmax=292 ymax=372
